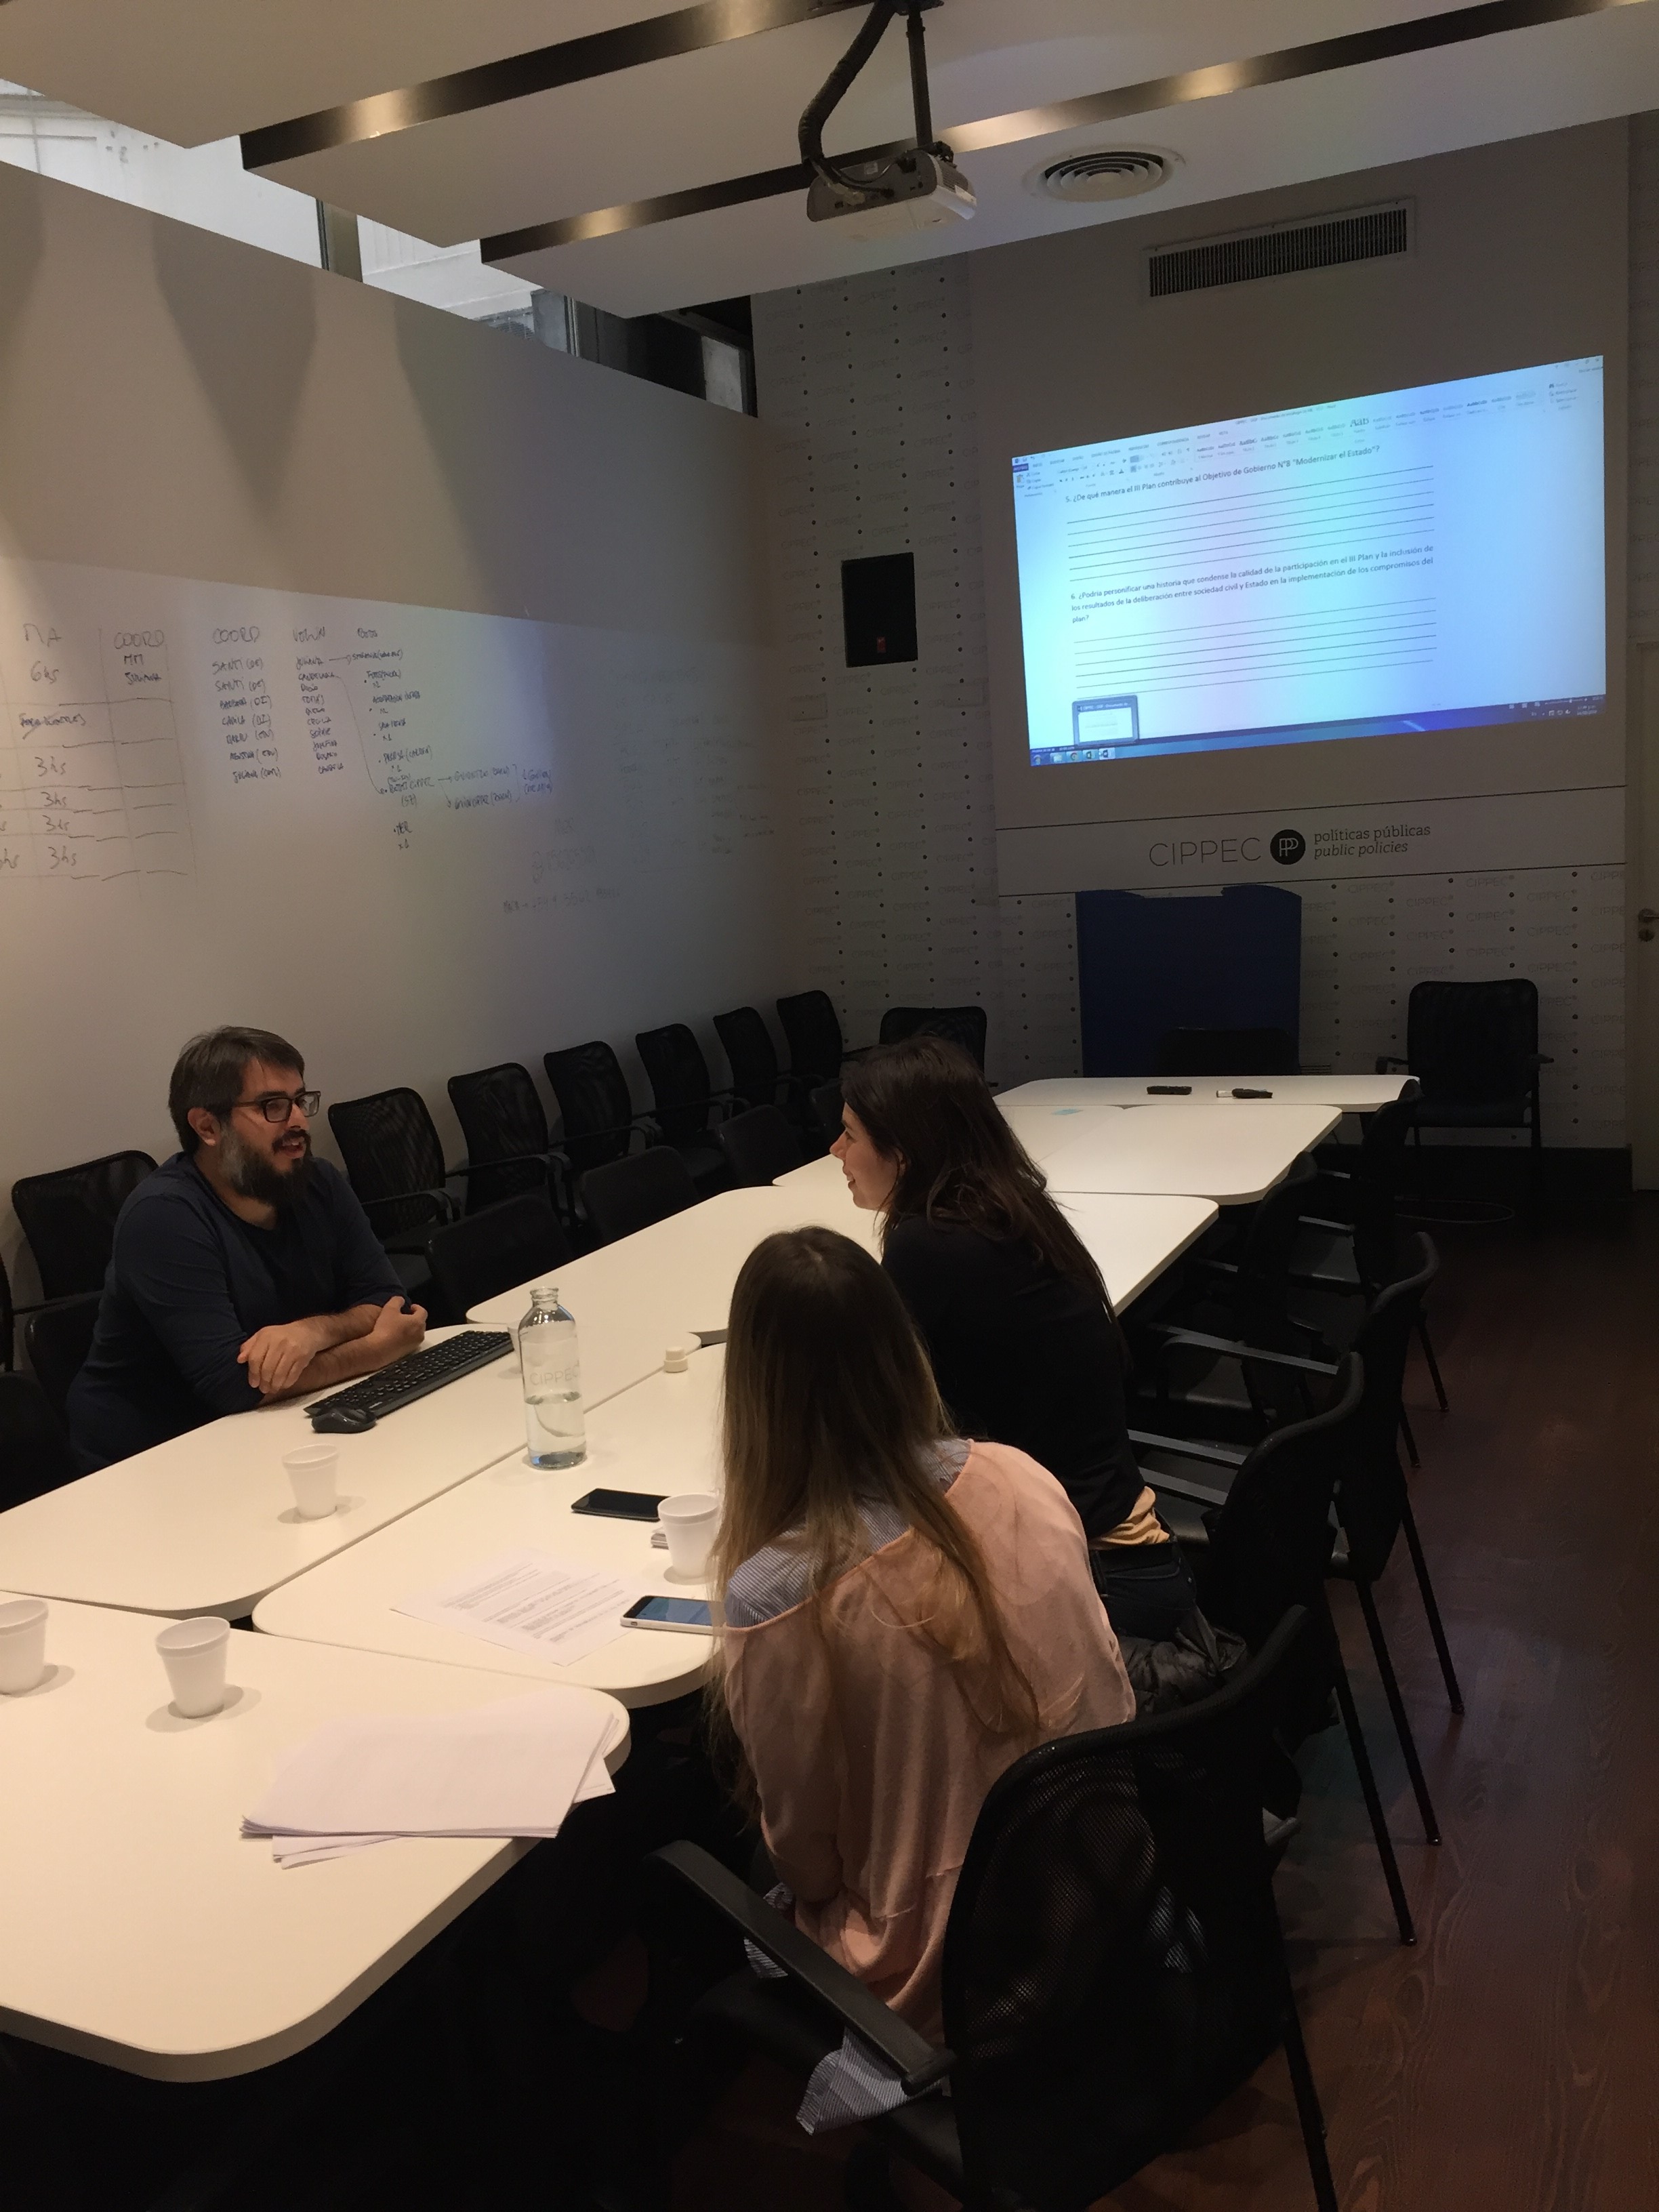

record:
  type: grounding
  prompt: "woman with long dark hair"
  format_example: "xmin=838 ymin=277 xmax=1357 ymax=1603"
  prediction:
xmin=834 ymin=1035 xmax=1199 ymax=1642
xmin=712 ymin=1225 xmax=1132 ymax=2033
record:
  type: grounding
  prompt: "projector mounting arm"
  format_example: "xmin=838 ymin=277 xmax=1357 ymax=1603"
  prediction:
xmin=798 ymin=0 xmax=948 ymax=194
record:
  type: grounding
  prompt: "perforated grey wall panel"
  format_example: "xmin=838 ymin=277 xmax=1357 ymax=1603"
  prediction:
xmin=756 ymin=247 xmax=1627 ymax=1140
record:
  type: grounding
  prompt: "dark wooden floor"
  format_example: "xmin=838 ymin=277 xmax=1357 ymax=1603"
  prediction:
xmin=675 ymin=1197 xmax=1659 ymax=2212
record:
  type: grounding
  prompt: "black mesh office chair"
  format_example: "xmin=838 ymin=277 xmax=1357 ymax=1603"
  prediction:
xmin=24 ymin=1295 xmax=102 ymax=1426
xmin=12 ymin=1151 xmax=157 ymax=1303
xmin=775 ymin=990 xmax=868 ymax=1088
xmin=717 ymin=1105 xmax=805 ymax=1188
xmin=1135 ymin=1354 xmax=1419 ymax=1945
xmin=327 ymin=1089 xmax=457 ymax=1244
xmin=1153 ymin=1027 xmax=1299 ymax=1078
xmin=543 ymin=1042 xmax=655 ymax=1181
xmin=1385 ymin=977 xmax=1549 ymax=1214
xmin=878 ymin=1004 xmax=989 ymax=1070
xmin=0 ymin=1369 xmax=75 ymax=1509
xmin=1141 ymin=1238 xmax=1469 ymax=1769
xmin=657 ymin=1606 xmax=1336 ymax=2212
xmin=422 ymin=1193 xmax=573 ymax=1326
xmin=1295 ymin=1091 xmax=1449 ymax=1427
xmin=808 ymin=1079 xmax=844 ymax=1145
xmin=633 ymin=1025 xmax=734 ymax=1195
xmin=580 ymin=1147 xmax=699 ymax=1246
xmin=446 ymin=1062 xmax=565 ymax=1216
xmin=1141 ymin=1155 xmax=1325 ymax=1435
xmin=712 ymin=1007 xmax=794 ymax=1111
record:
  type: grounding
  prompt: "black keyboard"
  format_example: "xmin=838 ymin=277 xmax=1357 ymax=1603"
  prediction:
xmin=306 ymin=1330 xmax=515 ymax=1430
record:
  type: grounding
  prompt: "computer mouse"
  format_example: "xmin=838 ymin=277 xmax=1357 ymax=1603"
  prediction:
xmin=309 ymin=1404 xmax=377 ymax=1434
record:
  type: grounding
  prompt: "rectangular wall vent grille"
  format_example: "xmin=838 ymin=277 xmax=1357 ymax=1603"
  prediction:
xmin=1148 ymin=202 xmax=1410 ymax=298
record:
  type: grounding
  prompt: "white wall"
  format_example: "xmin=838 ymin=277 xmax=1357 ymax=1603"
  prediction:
xmin=754 ymin=124 xmax=1633 ymax=1146
xmin=0 ymin=157 xmax=790 ymax=1290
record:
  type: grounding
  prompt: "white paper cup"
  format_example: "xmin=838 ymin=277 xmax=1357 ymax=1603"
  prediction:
xmin=283 ymin=1443 xmax=340 ymax=1519
xmin=658 ymin=1492 xmax=720 ymax=1579
xmin=0 ymin=1597 xmax=47 ymax=1694
xmin=157 ymin=1616 xmax=231 ymax=1718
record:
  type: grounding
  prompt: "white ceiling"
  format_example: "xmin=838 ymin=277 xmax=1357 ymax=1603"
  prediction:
xmin=0 ymin=1 xmax=1654 ymax=316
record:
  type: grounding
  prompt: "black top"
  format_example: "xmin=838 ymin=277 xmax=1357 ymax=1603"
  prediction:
xmin=67 ymin=1153 xmax=403 ymax=1473
xmin=882 ymin=1214 xmax=1142 ymax=1540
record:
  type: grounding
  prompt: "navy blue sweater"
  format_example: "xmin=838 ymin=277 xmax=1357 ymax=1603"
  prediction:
xmin=68 ymin=1153 xmax=403 ymax=1471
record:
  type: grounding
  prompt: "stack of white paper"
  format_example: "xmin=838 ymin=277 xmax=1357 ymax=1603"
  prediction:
xmin=243 ymin=1686 xmax=616 ymax=1867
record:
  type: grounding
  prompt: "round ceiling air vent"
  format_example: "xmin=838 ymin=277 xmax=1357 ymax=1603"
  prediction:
xmin=1036 ymin=150 xmax=1171 ymax=203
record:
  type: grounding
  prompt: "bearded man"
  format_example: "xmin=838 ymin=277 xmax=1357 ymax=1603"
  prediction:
xmin=68 ymin=1026 xmax=424 ymax=1471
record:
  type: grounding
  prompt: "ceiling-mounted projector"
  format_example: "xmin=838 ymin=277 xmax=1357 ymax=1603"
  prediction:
xmin=800 ymin=1 xmax=972 ymax=239
xmin=806 ymin=148 xmax=975 ymax=239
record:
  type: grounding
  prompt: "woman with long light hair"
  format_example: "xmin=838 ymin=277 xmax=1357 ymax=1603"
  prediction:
xmin=834 ymin=1035 xmax=1200 ymax=1643
xmin=712 ymin=1225 xmax=1133 ymax=2034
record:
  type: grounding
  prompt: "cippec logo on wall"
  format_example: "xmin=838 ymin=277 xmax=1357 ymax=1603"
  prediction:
xmin=1146 ymin=827 xmax=1305 ymax=869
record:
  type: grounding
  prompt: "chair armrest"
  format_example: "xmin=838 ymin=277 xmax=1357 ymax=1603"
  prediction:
xmin=1152 ymin=1325 xmax=1338 ymax=1377
xmin=1529 ymin=1054 xmax=1554 ymax=1069
xmin=653 ymin=1842 xmax=952 ymax=2094
xmin=447 ymin=1149 xmax=560 ymax=1180
xmin=1142 ymin=1468 xmax=1232 ymax=1509
xmin=554 ymin=1117 xmax=656 ymax=1150
xmin=361 ymin=1187 xmax=456 ymax=1235
xmin=1298 ymin=1213 xmax=1354 ymax=1232
xmin=1376 ymin=1055 xmax=1409 ymax=1073
xmin=1128 ymin=1428 xmax=1246 ymax=1469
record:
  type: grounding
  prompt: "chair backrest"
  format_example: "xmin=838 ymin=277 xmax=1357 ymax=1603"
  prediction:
xmin=808 ymin=1079 xmax=844 ymax=1143
xmin=0 ymin=1368 xmax=75 ymax=1509
xmin=544 ymin=1042 xmax=637 ymax=1176
xmin=422 ymin=1193 xmax=573 ymax=1325
xmin=1348 ymin=1096 xmax=1417 ymax=1288
xmin=635 ymin=1023 xmax=717 ymax=1145
xmin=1230 ymin=1154 xmax=1318 ymax=1355
xmin=327 ymin=1089 xmax=447 ymax=1235
xmin=1337 ymin=1233 xmax=1438 ymax=1582
xmin=775 ymin=991 xmax=846 ymax=1086
xmin=446 ymin=1063 xmax=550 ymax=1213
xmin=939 ymin=1607 xmax=1314 ymax=2208
xmin=1153 ymin=1027 xmax=1299 ymax=1078
xmin=1406 ymin=978 xmax=1539 ymax=1105
xmin=24 ymin=1294 xmax=102 ymax=1424
xmin=1201 ymin=1354 xmax=1364 ymax=1652
xmin=580 ymin=1147 xmax=698 ymax=1244
xmin=717 ymin=1105 xmax=803 ymax=1187
xmin=712 ymin=1007 xmax=779 ymax=1112
xmin=878 ymin=1004 xmax=988 ymax=1069
xmin=12 ymin=1151 xmax=158 ymax=1303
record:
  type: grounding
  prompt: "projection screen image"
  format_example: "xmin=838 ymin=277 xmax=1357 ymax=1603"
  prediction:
xmin=1012 ymin=357 xmax=1606 ymax=766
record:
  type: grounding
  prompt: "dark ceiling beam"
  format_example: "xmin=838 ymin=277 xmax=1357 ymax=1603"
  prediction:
xmin=481 ymin=0 xmax=1652 ymax=261
xmin=241 ymin=0 xmax=887 ymax=171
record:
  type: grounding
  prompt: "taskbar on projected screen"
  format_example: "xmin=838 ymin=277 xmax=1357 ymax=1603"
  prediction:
xmin=1029 ymin=696 xmax=1605 ymax=766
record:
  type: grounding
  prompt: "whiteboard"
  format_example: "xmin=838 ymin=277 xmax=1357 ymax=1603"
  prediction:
xmin=0 ymin=554 xmax=784 ymax=1281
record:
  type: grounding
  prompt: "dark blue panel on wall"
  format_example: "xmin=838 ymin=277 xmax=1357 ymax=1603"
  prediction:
xmin=1074 ymin=884 xmax=1302 ymax=1076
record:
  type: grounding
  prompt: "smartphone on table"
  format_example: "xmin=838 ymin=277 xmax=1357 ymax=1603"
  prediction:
xmin=571 ymin=1489 xmax=665 ymax=1521
xmin=623 ymin=1595 xmax=714 ymax=1634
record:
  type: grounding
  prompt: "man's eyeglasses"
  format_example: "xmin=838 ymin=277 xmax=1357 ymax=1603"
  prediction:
xmin=231 ymin=1090 xmax=321 ymax=1124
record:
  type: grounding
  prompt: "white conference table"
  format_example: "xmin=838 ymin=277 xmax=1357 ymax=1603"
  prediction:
xmin=468 ymin=1182 xmax=879 ymax=1351
xmin=0 ymin=1324 xmax=529 ymax=1620
xmin=255 ymin=1350 xmax=729 ymax=1708
xmin=1023 ymin=1100 xmax=1341 ymax=1205
xmin=1001 ymin=1073 xmax=1414 ymax=1112
xmin=0 ymin=1594 xmax=628 ymax=2081
xmin=768 ymin=1153 xmax=1216 ymax=1309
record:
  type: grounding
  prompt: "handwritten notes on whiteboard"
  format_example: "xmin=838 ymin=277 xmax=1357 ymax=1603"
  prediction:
xmin=0 ymin=620 xmax=192 ymax=882
xmin=0 ymin=556 xmax=778 ymax=923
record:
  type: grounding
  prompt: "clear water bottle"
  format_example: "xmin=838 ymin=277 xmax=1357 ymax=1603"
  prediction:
xmin=519 ymin=1286 xmax=586 ymax=1469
